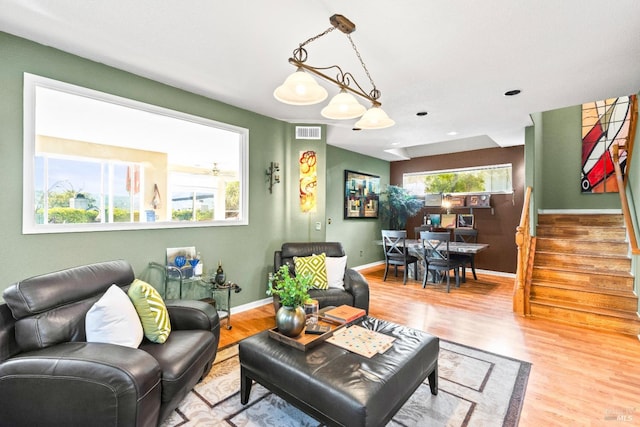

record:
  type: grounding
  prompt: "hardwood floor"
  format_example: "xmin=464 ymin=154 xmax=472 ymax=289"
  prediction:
xmin=219 ymin=265 xmax=640 ymax=426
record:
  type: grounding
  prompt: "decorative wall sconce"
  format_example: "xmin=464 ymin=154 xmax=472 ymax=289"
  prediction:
xmin=266 ymin=162 xmax=280 ymax=193
xmin=273 ymin=14 xmax=394 ymax=129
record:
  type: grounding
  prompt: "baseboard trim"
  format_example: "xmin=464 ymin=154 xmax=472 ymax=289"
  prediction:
xmin=538 ymin=209 xmax=622 ymax=214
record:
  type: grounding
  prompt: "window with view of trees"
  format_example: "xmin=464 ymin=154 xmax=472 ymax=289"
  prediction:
xmin=403 ymin=164 xmax=512 ymax=196
xmin=23 ymin=73 xmax=248 ymax=234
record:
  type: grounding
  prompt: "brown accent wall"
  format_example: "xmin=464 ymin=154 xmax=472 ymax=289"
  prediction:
xmin=390 ymin=146 xmax=525 ymax=273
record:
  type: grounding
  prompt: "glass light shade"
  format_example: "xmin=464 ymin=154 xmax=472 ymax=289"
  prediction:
xmin=320 ymin=89 xmax=366 ymax=119
xmin=355 ymin=105 xmax=395 ymax=129
xmin=273 ymin=69 xmax=328 ymax=105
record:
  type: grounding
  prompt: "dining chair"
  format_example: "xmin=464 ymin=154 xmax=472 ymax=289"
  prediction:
xmin=414 ymin=225 xmax=430 ymax=239
xmin=381 ymin=230 xmax=419 ymax=285
xmin=420 ymin=231 xmax=465 ymax=292
xmin=451 ymin=228 xmax=479 ymax=280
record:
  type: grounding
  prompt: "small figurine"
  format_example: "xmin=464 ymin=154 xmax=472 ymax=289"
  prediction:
xmin=214 ymin=261 xmax=226 ymax=286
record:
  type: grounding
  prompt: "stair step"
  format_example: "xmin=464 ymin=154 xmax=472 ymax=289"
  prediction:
xmin=532 ymin=266 xmax=634 ymax=292
xmin=535 ymin=237 xmax=629 ymax=257
xmin=537 ymin=213 xmax=624 ymax=227
xmin=530 ymin=283 xmax=638 ymax=311
xmin=536 ymin=225 xmax=627 ymax=240
xmin=530 ymin=213 xmax=638 ymax=336
xmin=534 ymin=251 xmax=630 ymax=272
xmin=530 ymin=300 xmax=640 ymax=336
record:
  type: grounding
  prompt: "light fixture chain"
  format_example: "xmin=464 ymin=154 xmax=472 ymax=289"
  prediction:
xmin=299 ymin=26 xmax=336 ymax=49
xmin=347 ymin=34 xmax=379 ymax=100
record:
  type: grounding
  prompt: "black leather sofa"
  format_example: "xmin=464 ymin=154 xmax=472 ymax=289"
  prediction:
xmin=0 ymin=260 xmax=220 ymax=427
xmin=273 ymin=242 xmax=370 ymax=312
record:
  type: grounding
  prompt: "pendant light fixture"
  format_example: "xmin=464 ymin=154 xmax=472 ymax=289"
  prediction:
xmin=274 ymin=14 xmax=394 ymax=129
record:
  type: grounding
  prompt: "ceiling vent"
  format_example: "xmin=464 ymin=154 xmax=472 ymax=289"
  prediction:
xmin=295 ymin=126 xmax=322 ymax=140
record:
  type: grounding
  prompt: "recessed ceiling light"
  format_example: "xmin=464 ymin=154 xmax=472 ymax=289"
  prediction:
xmin=391 ymin=142 xmax=400 ymax=146
xmin=447 ymin=131 xmax=458 ymax=136
xmin=504 ymin=89 xmax=521 ymax=96
xmin=416 ymin=111 xmax=428 ymax=116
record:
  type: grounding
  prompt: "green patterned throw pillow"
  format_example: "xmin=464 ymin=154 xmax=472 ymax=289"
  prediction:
xmin=294 ymin=253 xmax=328 ymax=290
xmin=127 ymin=279 xmax=171 ymax=343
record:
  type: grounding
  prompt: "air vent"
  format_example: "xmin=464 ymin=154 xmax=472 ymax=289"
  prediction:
xmin=295 ymin=126 xmax=322 ymax=140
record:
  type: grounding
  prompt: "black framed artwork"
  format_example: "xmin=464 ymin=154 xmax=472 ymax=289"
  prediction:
xmin=344 ymin=170 xmax=380 ymax=219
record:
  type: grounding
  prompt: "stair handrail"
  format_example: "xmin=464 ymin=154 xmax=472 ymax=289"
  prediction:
xmin=513 ymin=186 xmax=533 ymax=316
xmin=612 ymin=102 xmax=639 ymax=254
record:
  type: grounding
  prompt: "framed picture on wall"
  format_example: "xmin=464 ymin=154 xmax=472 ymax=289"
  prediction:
xmin=441 ymin=214 xmax=457 ymax=228
xmin=457 ymin=214 xmax=474 ymax=228
xmin=344 ymin=170 xmax=380 ymax=219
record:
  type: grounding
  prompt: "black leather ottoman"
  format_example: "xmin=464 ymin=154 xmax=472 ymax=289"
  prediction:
xmin=239 ymin=317 xmax=439 ymax=427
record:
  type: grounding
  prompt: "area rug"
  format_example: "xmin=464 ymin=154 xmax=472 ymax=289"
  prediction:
xmin=162 ymin=339 xmax=531 ymax=427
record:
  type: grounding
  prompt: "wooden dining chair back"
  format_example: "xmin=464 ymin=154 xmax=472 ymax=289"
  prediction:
xmin=420 ymin=231 xmax=465 ymax=292
xmin=381 ymin=230 xmax=419 ymax=285
xmin=452 ymin=228 xmax=479 ymax=279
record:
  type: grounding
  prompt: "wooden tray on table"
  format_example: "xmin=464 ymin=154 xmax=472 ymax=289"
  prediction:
xmin=268 ymin=316 xmax=347 ymax=351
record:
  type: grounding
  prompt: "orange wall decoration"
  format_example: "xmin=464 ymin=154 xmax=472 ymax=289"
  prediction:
xmin=299 ymin=150 xmax=317 ymax=212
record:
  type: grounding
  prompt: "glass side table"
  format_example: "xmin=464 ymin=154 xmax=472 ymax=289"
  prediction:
xmin=197 ymin=279 xmax=241 ymax=330
xmin=148 ymin=262 xmax=240 ymax=330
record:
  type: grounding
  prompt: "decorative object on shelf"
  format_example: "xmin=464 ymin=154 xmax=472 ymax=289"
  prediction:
xmin=189 ymin=252 xmax=202 ymax=277
xmin=174 ymin=256 xmax=186 ymax=268
xmin=441 ymin=214 xmax=457 ymax=228
xmin=344 ymin=170 xmax=380 ymax=219
xmin=214 ymin=262 xmax=226 ymax=286
xmin=266 ymin=161 xmax=280 ymax=193
xmin=457 ymin=214 xmax=475 ymax=228
xmin=467 ymin=194 xmax=491 ymax=208
xmin=273 ymin=14 xmax=394 ymax=130
xmin=379 ymin=185 xmax=423 ymax=230
xmin=446 ymin=195 xmax=466 ymax=208
xmin=424 ymin=193 xmax=443 ymax=207
xmin=267 ymin=265 xmax=312 ymax=337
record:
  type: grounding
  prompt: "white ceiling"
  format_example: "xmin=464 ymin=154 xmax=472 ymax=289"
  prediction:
xmin=2 ymin=1 xmax=640 ymax=161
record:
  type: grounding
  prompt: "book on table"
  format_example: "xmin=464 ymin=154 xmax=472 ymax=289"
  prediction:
xmin=322 ymin=305 xmax=366 ymax=324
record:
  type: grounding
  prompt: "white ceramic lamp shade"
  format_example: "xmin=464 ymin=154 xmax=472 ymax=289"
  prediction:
xmin=320 ymin=89 xmax=367 ymax=120
xmin=355 ymin=105 xmax=395 ymax=129
xmin=273 ymin=69 xmax=328 ymax=105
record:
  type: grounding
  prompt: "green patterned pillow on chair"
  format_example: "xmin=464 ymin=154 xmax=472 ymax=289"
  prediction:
xmin=294 ymin=253 xmax=328 ymax=289
xmin=127 ymin=279 xmax=171 ymax=343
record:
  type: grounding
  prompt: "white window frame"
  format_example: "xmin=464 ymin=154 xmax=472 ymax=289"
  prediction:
xmin=23 ymin=73 xmax=249 ymax=234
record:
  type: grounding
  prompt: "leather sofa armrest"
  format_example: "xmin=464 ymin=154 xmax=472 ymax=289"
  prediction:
xmin=165 ymin=299 xmax=220 ymax=336
xmin=0 ymin=342 xmax=161 ymax=427
xmin=274 ymin=250 xmax=283 ymax=271
xmin=344 ymin=268 xmax=370 ymax=313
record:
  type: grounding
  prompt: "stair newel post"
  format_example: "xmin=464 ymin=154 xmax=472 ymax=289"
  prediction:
xmin=513 ymin=187 xmax=533 ymax=316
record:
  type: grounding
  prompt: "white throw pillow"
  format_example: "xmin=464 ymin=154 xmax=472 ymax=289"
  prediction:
xmin=85 ymin=284 xmax=144 ymax=348
xmin=325 ymin=256 xmax=348 ymax=290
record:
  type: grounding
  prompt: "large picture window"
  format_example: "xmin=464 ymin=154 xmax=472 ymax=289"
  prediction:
xmin=403 ymin=164 xmax=513 ymax=196
xmin=23 ymin=73 xmax=248 ymax=233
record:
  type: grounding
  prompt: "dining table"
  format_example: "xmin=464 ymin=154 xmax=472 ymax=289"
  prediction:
xmin=374 ymin=238 xmax=489 ymax=283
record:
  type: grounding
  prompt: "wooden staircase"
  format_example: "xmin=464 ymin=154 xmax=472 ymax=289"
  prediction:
xmin=530 ymin=213 xmax=640 ymax=336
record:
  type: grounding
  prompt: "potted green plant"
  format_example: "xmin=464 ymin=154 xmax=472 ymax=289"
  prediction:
xmin=267 ymin=265 xmax=312 ymax=337
xmin=380 ymin=185 xmax=424 ymax=230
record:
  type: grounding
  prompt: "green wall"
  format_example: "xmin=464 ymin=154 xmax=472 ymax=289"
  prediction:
xmin=326 ymin=146 xmax=390 ymax=266
xmin=0 ymin=32 xmax=390 ymax=305
xmin=535 ymin=106 xmax=621 ymax=210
